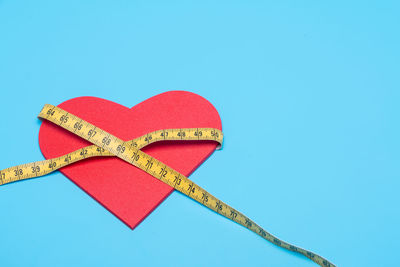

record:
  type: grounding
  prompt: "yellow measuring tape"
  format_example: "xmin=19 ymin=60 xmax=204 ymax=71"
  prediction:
xmin=0 ymin=104 xmax=335 ymax=267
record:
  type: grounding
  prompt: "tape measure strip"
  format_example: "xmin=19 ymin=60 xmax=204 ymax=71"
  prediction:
xmin=0 ymin=104 xmax=335 ymax=267
xmin=0 ymin=128 xmax=222 ymax=186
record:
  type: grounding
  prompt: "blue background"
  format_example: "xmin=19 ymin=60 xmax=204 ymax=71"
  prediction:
xmin=0 ymin=1 xmax=399 ymax=266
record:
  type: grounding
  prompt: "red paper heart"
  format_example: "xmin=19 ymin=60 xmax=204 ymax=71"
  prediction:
xmin=38 ymin=91 xmax=222 ymax=229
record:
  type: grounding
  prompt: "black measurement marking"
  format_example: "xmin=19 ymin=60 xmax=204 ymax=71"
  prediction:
xmin=160 ymin=130 xmax=168 ymax=139
xmin=259 ymin=228 xmax=266 ymax=237
xmin=14 ymin=168 xmax=23 ymax=177
xmin=230 ymin=209 xmax=238 ymax=219
xmin=306 ymin=251 xmax=315 ymax=258
xmin=177 ymin=129 xmax=186 ymax=139
xmin=46 ymin=108 xmax=55 ymax=117
xmin=80 ymin=149 xmax=88 ymax=158
xmin=131 ymin=151 xmax=139 ymax=162
xmin=87 ymin=128 xmax=97 ymax=140
xmin=59 ymin=113 xmax=69 ymax=125
xmin=159 ymin=167 xmax=167 ymax=178
xmin=187 ymin=183 xmax=195 ymax=195
xmin=201 ymin=193 xmax=208 ymax=203
xmin=131 ymin=141 xmax=138 ymax=148
xmin=96 ymin=147 xmax=105 ymax=154
xmin=48 ymin=161 xmax=56 ymax=169
xmin=215 ymin=201 xmax=223 ymax=212
xmin=173 ymin=174 xmax=181 ymax=187
xmin=145 ymin=159 xmax=153 ymax=171
xmin=73 ymin=120 xmax=83 ymax=133
xmin=116 ymin=144 xmax=126 ymax=154
xmin=31 ymin=165 xmax=40 ymax=176
xmin=144 ymin=134 xmax=152 ymax=143
xmin=245 ymin=218 xmax=252 ymax=228
xmin=101 ymin=135 xmax=111 ymax=148
xmin=64 ymin=154 xmax=71 ymax=163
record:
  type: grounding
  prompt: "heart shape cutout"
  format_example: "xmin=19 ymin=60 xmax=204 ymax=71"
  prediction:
xmin=39 ymin=91 xmax=222 ymax=229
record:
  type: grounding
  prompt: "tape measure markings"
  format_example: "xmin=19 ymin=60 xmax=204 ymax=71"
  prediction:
xmin=0 ymin=127 xmax=222 ymax=186
xmin=0 ymin=104 xmax=335 ymax=267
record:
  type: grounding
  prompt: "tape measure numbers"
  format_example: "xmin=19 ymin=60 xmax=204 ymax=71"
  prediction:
xmin=0 ymin=127 xmax=222 ymax=185
xmin=0 ymin=104 xmax=335 ymax=267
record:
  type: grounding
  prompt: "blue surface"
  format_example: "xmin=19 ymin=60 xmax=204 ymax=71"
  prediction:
xmin=0 ymin=1 xmax=399 ymax=266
